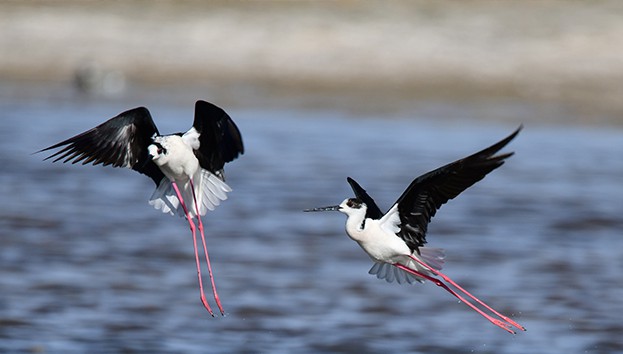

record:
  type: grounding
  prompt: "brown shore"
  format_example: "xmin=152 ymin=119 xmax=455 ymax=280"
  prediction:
xmin=2 ymin=1 xmax=623 ymax=124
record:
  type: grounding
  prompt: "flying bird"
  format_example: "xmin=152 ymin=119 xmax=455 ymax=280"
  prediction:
xmin=305 ymin=126 xmax=525 ymax=334
xmin=38 ymin=100 xmax=244 ymax=316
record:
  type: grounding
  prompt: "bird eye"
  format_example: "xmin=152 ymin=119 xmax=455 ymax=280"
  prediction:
xmin=154 ymin=143 xmax=166 ymax=155
xmin=347 ymin=198 xmax=362 ymax=208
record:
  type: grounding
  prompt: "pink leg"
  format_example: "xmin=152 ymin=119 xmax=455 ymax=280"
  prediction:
xmin=393 ymin=263 xmax=516 ymax=334
xmin=189 ymin=179 xmax=225 ymax=315
xmin=408 ymin=255 xmax=525 ymax=332
xmin=171 ymin=181 xmax=215 ymax=316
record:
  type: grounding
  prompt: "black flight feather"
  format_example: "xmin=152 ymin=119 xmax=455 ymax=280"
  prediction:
xmin=392 ymin=126 xmax=522 ymax=253
xmin=37 ymin=107 xmax=165 ymax=185
xmin=192 ymin=100 xmax=244 ymax=175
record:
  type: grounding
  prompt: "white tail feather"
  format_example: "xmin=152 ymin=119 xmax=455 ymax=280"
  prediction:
xmin=368 ymin=247 xmax=446 ymax=285
xmin=416 ymin=247 xmax=445 ymax=271
xmin=199 ymin=169 xmax=232 ymax=213
xmin=148 ymin=180 xmax=181 ymax=216
xmin=148 ymin=169 xmax=231 ymax=218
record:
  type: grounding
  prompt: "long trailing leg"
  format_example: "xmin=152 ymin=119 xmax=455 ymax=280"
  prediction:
xmin=171 ymin=181 xmax=215 ymax=316
xmin=408 ymin=255 xmax=525 ymax=332
xmin=189 ymin=179 xmax=225 ymax=315
xmin=393 ymin=263 xmax=516 ymax=334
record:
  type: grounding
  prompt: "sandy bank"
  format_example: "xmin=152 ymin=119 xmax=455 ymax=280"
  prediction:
xmin=2 ymin=1 xmax=623 ymax=122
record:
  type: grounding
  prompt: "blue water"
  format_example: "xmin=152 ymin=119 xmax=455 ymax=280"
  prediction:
xmin=1 ymin=89 xmax=622 ymax=353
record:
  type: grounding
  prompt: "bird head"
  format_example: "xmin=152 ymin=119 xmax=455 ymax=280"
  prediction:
xmin=304 ymin=197 xmax=367 ymax=217
xmin=147 ymin=141 xmax=167 ymax=162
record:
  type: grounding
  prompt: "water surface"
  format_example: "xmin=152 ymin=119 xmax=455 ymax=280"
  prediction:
xmin=1 ymin=93 xmax=622 ymax=353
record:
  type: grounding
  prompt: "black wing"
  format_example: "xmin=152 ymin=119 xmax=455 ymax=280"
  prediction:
xmin=392 ymin=126 xmax=522 ymax=253
xmin=191 ymin=100 xmax=244 ymax=175
xmin=347 ymin=177 xmax=384 ymax=220
xmin=37 ymin=107 xmax=165 ymax=185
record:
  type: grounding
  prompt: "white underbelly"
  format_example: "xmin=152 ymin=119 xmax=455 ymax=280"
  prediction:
xmin=357 ymin=233 xmax=411 ymax=264
xmin=157 ymin=152 xmax=199 ymax=181
xmin=163 ymin=162 xmax=198 ymax=181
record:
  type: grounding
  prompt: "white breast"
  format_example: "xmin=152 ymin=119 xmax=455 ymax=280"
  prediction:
xmin=351 ymin=219 xmax=412 ymax=264
xmin=151 ymin=135 xmax=199 ymax=181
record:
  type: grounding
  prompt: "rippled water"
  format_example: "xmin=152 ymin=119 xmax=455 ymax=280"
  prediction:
xmin=1 ymin=92 xmax=622 ymax=353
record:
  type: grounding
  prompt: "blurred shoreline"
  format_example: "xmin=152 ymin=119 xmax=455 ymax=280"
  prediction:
xmin=2 ymin=0 xmax=623 ymax=124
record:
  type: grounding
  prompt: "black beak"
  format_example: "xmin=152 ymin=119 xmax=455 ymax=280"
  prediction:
xmin=304 ymin=205 xmax=340 ymax=212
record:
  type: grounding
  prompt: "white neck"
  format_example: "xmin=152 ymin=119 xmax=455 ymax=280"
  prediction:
xmin=344 ymin=208 xmax=367 ymax=241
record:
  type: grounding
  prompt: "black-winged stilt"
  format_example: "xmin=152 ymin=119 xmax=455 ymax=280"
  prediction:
xmin=305 ymin=126 xmax=525 ymax=334
xmin=38 ymin=100 xmax=244 ymax=316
